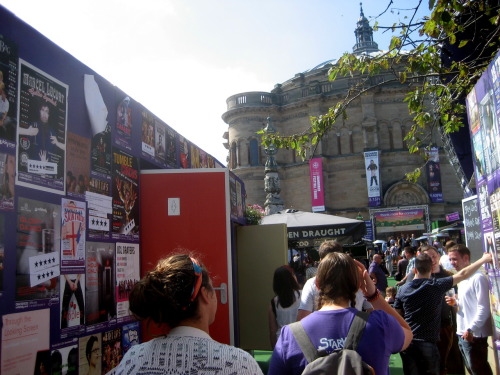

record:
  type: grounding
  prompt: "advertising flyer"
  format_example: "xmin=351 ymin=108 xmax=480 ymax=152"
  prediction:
xmin=16 ymin=197 xmax=60 ymax=302
xmin=1 ymin=309 xmax=50 ymax=375
xmin=61 ymin=199 xmax=86 ymax=269
xmin=141 ymin=109 xmax=155 ymax=159
xmin=114 ymin=96 xmax=132 ymax=151
xmin=165 ymin=124 xmax=177 ymax=167
xmin=102 ymin=328 xmax=122 ymax=374
xmin=59 ymin=273 xmax=85 ymax=330
xmin=0 ymin=152 xmax=14 ymax=211
xmin=16 ymin=60 xmax=68 ymax=194
xmin=112 ymin=149 xmax=139 ymax=241
xmin=85 ymin=242 xmax=116 ymax=326
xmin=79 ymin=333 xmax=102 ymax=375
xmin=50 ymin=341 xmax=78 ymax=375
xmin=122 ymin=321 xmax=140 ymax=354
xmin=0 ymin=33 xmax=18 ymax=150
xmin=115 ymin=242 xmax=140 ymax=321
xmin=66 ymin=132 xmax=91 ymax=199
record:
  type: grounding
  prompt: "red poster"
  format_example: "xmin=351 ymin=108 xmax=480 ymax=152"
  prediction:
xmin=309 ymin=158 xmax=325 ymax=212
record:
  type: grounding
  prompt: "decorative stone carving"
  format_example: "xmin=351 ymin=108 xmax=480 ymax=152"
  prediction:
xmin=384 ymin=181 xmax=430 ymax=206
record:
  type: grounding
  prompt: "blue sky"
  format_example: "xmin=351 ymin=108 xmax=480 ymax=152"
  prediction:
xmin=2 ymin=0 xmax=430 ymax=164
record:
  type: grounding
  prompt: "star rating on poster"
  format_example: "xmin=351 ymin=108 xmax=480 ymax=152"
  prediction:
xmin=29 ymin=251 xmax=60 ymax=287
xmin=89 ymin=214 xmax=110 ymax=231
xmin=27 ymin=159 xmax=57 ymax=175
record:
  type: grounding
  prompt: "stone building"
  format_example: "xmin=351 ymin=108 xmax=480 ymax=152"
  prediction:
xmin=221 ymin=5 xmax=465 ymax=239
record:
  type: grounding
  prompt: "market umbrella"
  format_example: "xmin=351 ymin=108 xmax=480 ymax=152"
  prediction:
xmin=261 ymin=209 xmax=366 ymax=243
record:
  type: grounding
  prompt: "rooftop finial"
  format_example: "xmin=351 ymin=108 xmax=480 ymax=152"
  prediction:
xmin=360 ymin=2 xmax=364 ymax=17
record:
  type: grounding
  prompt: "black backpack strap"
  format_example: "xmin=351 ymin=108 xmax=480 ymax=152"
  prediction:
xmin=344 ymin=311 xmax=370 ymax=351
xmin=289 ymin=321 xmax=318 ymax=364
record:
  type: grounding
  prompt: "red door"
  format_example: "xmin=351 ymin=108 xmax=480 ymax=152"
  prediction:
xmin=140 ymin=169 xmax=233 ymax=344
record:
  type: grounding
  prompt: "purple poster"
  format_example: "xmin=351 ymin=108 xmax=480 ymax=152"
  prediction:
xmin=425 ymin=147 xmax=444 ymax=203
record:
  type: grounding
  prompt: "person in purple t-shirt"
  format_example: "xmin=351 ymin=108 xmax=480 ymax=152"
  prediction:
xmin=369 ymin=254 xmax=388 ymax=296
xmin=268 ymin=252 xmax=413 ymax=375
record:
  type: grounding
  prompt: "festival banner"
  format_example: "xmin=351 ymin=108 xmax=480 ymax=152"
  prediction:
xmin=309 ymin=158 xmax=325 ymax=212
xmin=112 ymin=149 xmax=139 ymax=241
xmin=0 ymin=34 xmax=18 ymax=151
xmin=1 ymin=309 xmax=50 ymax=375
xmin=373 ymin=208 xmax=426 ymax=234
xmin=85 ymin=242 xmax=116 ymax=327
xmin=425 ymin=147 xmax=444 ymax=202
xmin=16 ymin=197 xmax=60 ymax=303
xmin=16 ymin=60 xmax=68 ymax=194
xmin=364 ymin=151 xmax=381 ymax=206
xmin=115 ymin=242 xmax=140 ymax=321
xmin=61 ymin=198 xmax=86 ymax=269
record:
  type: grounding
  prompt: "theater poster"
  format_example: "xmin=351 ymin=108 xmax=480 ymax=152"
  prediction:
xmin=122 ymin=321 xmax=140 ymax=354
xmin=112 ymin=149 xmax=139 ymax=241
xmin=115 ymin=96 xmax=132 ymax=151
xmin=59 ymin=199 xmax=85 ymax=271
xmin=85 ymin=242 xmax=116 ymax=327
xmin=102 ymin=328 xmax=122 ymax=374
xmin=141 ymin=109 xmax=155 ymax=159
xmin=1 ymin=309 xmax=50 ymax=375
xmin=16 ymin=197 xmax=60 ymax=304
xmin=0 ymin=33 xmax=18 ymax=150
xmin=16 ymin=60 xmax=67 ymax=194
xmin=0 ymin=152 xmax=15 ymax=211
xmin=116 ymin=242 xmax=140 ymax=321
xmin=364 ymin=150 xmax=381 ymax=206
xmin=66 ymin=132 xmax=91 ymax=199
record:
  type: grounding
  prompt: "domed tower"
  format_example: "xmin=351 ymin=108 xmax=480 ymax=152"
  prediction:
xmin=221 ymin=6 xmax=463 ymax=226
xmin=353 ymin=3 xmax=379 ymax=55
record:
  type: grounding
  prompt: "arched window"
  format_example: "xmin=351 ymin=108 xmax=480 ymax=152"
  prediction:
xmin=249 ymin=139 xmax=260 ymax=166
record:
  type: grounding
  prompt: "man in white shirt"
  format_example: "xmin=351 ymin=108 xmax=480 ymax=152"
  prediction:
xmin=296 ymin=240 xmax=371 ymax=320
xmin=446 ymin=244 xmax=493 ymax=375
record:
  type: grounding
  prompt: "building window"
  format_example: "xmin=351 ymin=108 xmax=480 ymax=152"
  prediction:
xmin=249 ymin=139 xmax=260 ymax=166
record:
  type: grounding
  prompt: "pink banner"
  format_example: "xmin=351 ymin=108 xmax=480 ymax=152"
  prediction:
xmin=309 ymin=158 xmax=325 ymax=212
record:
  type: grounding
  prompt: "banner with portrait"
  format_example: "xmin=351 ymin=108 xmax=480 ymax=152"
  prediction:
xmin=364 ymin=150 xmax=381 ymax=207
xmin=425 ymin=147 xmax=444 ymax=203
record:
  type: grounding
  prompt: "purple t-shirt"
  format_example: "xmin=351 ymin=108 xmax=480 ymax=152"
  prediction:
xmin=268 ymin=308 xmax=404 ymax=375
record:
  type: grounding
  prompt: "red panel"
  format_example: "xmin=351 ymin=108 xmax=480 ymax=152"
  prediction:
xmin=139 ymin=170 xmax=230 ymax=344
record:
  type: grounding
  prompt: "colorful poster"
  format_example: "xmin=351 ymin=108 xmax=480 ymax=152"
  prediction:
xmin=102 ymin=328 xmax=122 ymax=374
xmin=122 ymin=321 xmax=140 ymax=354
xmin=141 ymin=109 xmax=155 ymax=158
xmin=61 ymin=199 xmax=86 ymax=268
xmin=50 ymin=341 xmax=78 ymax=375
xmin=364 ymin=150 xmax=381 ymax=206
xmin=190 ymin=143 xmax=201 ymax=168
xmin=425 ymin=147 xmax=444 ymax=203
xmin=0 ymin=152 xmax=15 ymax=211
xmin=115 ymin=96 xmax=132 ymax=151
xmin=1 ymin=309 xmax=50 ymax=375
xmin=66 ymin=132 xmax=91 ymax=198
xmin=16 ymin=197 xmax=60 ymax=302
xmin=79 ymin=333 xmax=102 ymax=375
xmin=85 ymin=75 xmax=112 ymax=183
xmin=85 ymin=242 xmax=116 ymax=326
xmin=154 ymin=118 xmax=167 ymax=164
xmin=115 ymin=242 xmax=140 ymax=321
xmin=112 ymin=149 xmax=139 ymax=240
xmin=86 ymin=191 xmax=112 ymax=240
xmin=179 ymin=135 xmax=190 ymax=169
xmin=165 ymin=124 xmax=177 ymax=167
xmin=16 ymin=60 xmax=67 ymax=194
xmin=0 ymin=34 xmax=18 ymax=150
xmin=373 ymin=208 xmax=426 ymax=234
xmin=309 ymin=157 xmax=325 ymax=212
xmin=59 ymin=274 xmax=85 ymax=330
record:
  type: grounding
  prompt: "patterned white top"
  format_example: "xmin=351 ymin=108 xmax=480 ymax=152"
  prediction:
xmin=114 ymin=326 xmax=264 ymax=375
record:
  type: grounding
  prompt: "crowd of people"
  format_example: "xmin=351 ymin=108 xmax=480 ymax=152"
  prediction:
xmin=111 ymin=238 xmax=494 ymax=375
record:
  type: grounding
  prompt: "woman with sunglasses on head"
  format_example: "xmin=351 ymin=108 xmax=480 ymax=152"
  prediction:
xmin=114 ymin=254 xmax=263 ymax=375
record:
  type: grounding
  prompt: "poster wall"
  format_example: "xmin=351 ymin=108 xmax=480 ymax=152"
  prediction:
xmin=466 ymin=51 xmax=500 ymax=359
xmin=0 ymin=7 xmax=227 ymax=375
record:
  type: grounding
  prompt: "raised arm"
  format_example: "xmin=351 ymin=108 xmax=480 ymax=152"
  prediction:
xmin=452 ymin=252 xmax=492 ymax=285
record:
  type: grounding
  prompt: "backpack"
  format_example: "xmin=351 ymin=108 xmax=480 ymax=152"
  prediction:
xmin=289 ymin=311 xmax=375 ymax=375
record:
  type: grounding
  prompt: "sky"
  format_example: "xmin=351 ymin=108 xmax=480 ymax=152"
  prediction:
xmin=1 ymin=0 xmax=430 ymax=165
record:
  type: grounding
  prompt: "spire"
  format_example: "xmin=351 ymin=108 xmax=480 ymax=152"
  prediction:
xmin=263 ymin=117 xmax=284 ymax=215
xmin=353 ymin=2 xmax=379 ymax=55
